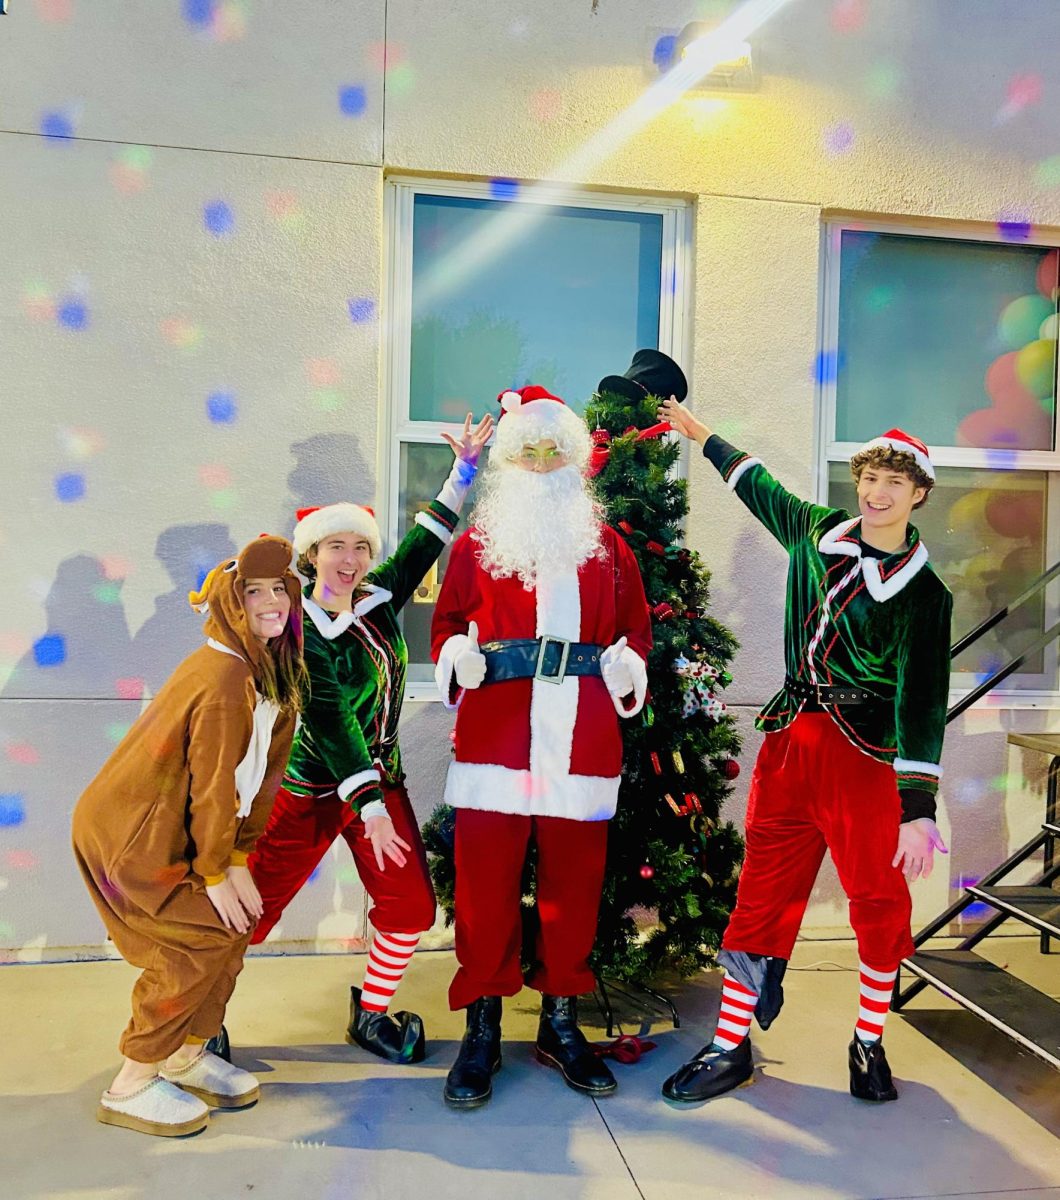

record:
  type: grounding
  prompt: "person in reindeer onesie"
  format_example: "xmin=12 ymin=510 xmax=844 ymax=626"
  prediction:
xmin=431 ymin=384 xmax=652 ymax=1108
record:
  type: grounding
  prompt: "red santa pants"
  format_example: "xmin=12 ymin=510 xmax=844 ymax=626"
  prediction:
xmin=722 ymin=713 xmax=914 ymax=972
xmin=449 ymin=809 xmax=609 ymax=1011
xmin=248 ymin=780 xmax=437 ymax=943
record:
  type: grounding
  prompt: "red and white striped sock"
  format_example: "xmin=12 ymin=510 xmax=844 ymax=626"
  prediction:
xmin=855 ymin=960 xmax=898 ymax=1044
xmin=712 ymin=973 xmax=759 ymax=1051
xmin=359 ymin=931 xmax=421 ymax=1013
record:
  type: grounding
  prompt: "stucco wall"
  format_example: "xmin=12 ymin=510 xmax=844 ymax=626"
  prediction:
xmin=2 ymin=0 xmax=1058 ymax=959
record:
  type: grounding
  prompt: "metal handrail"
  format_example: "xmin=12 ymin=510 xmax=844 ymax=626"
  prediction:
xmin=950 ymin=559 xmax=1060 ymax=658
xmin=947 ymin=620 xmax=1060 ymax=723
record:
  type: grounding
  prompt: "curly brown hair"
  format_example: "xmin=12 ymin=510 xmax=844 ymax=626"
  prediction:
xmin=296 ymin=550 xmax=316 ymax=581
xmin=849 ymin=446 xmax=934 ymax=509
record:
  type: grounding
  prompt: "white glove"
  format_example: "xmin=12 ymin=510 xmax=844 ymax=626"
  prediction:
xmin=454 ymin=621 xmax=487 ymax=690
xmin=600 ymin=636 xmax=635 ymax=698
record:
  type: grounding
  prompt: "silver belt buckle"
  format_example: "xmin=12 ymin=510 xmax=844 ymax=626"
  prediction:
xmin=535 ymin=636 xmax=571 ymax=685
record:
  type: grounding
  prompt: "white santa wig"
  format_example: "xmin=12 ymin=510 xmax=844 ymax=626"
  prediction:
xmin=492 ymin=387 xmax=592 ymax=469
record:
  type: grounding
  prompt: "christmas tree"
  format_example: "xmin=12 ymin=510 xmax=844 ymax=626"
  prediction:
xmin=422 ymin=388 xmax=744 ymax=987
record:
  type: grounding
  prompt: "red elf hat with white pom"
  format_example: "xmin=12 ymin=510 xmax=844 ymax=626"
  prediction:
xmin=293 ymin=503 xmax=382 ymax=559
xmin=856 ymin=428 xmax=935 ymax=481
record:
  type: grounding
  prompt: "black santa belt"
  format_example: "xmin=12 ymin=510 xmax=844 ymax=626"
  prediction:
xmin=785 ymin=675 xmax=880 ymax=706
xmin=481 ymin=637 xmax=603 ymax=685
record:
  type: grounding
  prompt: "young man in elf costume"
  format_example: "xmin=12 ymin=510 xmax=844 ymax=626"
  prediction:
xmin=431 ymin=385 xmax=652 ymax=1108
xmin=241 ymin=414 xmax=492 ymax=1065
xmin=659 ymin=396 xmax=952 ymax=1105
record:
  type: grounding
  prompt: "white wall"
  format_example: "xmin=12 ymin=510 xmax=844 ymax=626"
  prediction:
xmin=2 ymin=0 xmax=1058 ymax=959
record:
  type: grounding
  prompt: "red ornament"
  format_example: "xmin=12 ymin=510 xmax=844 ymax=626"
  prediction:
xmin=645 ymin=540 xmax=665 ymax=556
xmin=649 ymin=751 xmax=662 ymax=774
xmin=590 ymin=428 xmax=612 ymax=446
xmin=618 ymin=520 xmax=634 ymax=536
xmin=652 ymin=602 xmax=675 ymax=621
xmin=639 ymin=863 xmax=655 ymax=880
xmin=684 ymin=792 xmax=703 ymax=814
xmin=719 ymin=758 xmax=740 ymax=780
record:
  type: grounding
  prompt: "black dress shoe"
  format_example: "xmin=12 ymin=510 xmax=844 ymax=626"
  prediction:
xmin=444 ymin=995 xmax=502 ymax=1109
xmin=662 ymin=1037 xmax=754 ymax=1102
xmin=849 ymin=1035 xmax=898 ymax=1102
xmin=345 ymin=986 xmax=426 ymax=1064
xmin=535 ymin=995 xmax=617 ymax=1096
xmin=204 ymin=1025 xmax=231 ymax=1063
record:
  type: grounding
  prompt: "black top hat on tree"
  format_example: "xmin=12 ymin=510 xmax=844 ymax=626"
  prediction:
xmin=597 ymin=348 xmax=688 ymax=404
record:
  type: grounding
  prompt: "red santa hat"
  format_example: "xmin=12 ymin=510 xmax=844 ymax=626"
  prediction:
xmin=494 ymin=385 xmax=591 ymax=467
xmin=292 ymin=503 xmax=382 ymax=559
xmin=856 ymin=428 xmax=935 ymax=481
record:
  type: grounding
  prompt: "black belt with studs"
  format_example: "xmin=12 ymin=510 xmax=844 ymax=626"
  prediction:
xmin=481 ymin=637 xmax=603 ymax=686
xmin=785 ymin=675 xmax=880 ymax=706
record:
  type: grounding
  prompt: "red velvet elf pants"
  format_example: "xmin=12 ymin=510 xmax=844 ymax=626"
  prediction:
xmin=247 ymin=780 xmax=437 ymax=944
xmin=449 ymin=809 xmax=609 ymax=1011
xmin=722 ymin=713 xmax=914 ymax=972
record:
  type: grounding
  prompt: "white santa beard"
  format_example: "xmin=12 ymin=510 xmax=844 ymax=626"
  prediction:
xmin=471 ymin=464 xmax=603 ymax=588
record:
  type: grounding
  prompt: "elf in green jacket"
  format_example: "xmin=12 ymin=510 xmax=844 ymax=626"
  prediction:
xmin=245 ymin=412 xmax=493 ymax=1064
xmin=657 ymin=396 xmax=952 ymax=1106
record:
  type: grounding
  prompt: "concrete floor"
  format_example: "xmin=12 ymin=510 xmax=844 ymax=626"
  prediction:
xmin=3 ymin=938 xmax=1058 ymax=1200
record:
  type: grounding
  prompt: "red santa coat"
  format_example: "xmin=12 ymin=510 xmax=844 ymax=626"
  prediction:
xmin=431 ymin=525 xmax=652 ymax=821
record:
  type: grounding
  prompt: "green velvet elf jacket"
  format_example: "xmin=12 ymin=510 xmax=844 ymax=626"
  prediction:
xmin=703 ymin=436 xmax=953 ymax=821
xmin=283 ymin=498 xmax=459 ymax=814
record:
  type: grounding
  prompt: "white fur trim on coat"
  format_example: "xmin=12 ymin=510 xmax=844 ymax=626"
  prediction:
xmin=435 ymin=633 xmax=472 ymax=710
xmin=444 ymin=760 xmax=619 ymax=820
xmin=337 ymin=766 xmax=381 ymax=802
xmin=894 ymin=757 xmax=943 ymax=779
xmin=415 ymin=511 xmax=454 ymax=544
xmin=529 ymin=569 xmax=581 ymax=790
xmin=293 ymin=502 xmax=382 ymax=559
xmin=234 ymin=695 xmax=282 ymax=817
xmin=726 ymin=457 xmax=762 ymax=490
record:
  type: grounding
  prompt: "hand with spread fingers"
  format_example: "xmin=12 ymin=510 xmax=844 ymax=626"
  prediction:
xmin=892 ymin=817 xmax=948 ymax=881
xmin=442 ymin=411 xmax=494 ymax=466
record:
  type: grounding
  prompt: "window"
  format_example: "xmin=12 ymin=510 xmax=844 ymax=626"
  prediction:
xmin=384 ymin=178 xmax=691 ymax=692
xmin=819 ymin=222 xmax=1060 ymax=696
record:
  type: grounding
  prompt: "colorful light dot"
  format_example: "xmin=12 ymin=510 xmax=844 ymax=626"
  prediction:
xmin=5 ymin=850 xmax=37 ymax=871
xmin=160 ymin=317 xmax=202 ymax=348
xmin=489 ymin=178 xmax=520 ymax=201
xmin=306 ymin=358 xmax=341 ymax=387
xmin=105 ymin=723 xmax=132 ymax=744
xmin=93 ymin=581 xmax=123 ymax=605
xmin=653 ymin=34 xmax=677 ymax=72
xmin=998 ymin=212 xmax=1033 ymax=242
xmin=338 ymin=85 xmax=367 ymax=116
xmin=386 ymin=64 xmax=415 ymax=95
xmin=812 ymin=349 xmax=845 ymax=385
xmin=1034 ymin=156 xmax=1060 ymax=189
xmin=206 ymin=392 xmax=238 ymax=423
xmin=823 ymin=121 xmax=855 ymax=156
xmin=204 ymin=200 xmax=235 ymax=237
xmin=199 ymin=464 xmax=231 ymax=489
xmin=32 ymin=634 xmax=66 ymax=667
xmin=830 ymin=0 xmax=867 ymax=33
xmin=55 ymin=473 xmax=85 ymax=502
xmin=115 ymin=677 xmax=144 ymax=700
xmin=40 ymin=111 xmax=74 ymax=140
xmin=56 ymin=297 xmax=89 ymax=330
xmin=182 ymin=0 xmax=215 ymax=27
xmin=36 ymin=0 xmax=74 ymax=22
xmin=209 ymin=489 xmax=239 ymax=511
xmin=0 ymin=796 xmax=26 ymax=828
xmin=347 ymin=297 xmax=375 ymax=323
xmin=5 ymin=744 xmax=39 ymax=766
xmin=313 ymin=389 xmax=345 ymax=413
xmin=101 ymin=554 xmax=132 ymax=581
xmin=530 ymin=89 xmax=563 ymax=122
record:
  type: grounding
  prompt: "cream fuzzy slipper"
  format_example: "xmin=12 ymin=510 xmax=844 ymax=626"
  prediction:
xmin=97 ymin=1076 xmax=209 ymax=1137
xmin=161 ymin=1049 xmax=260 ymax=1109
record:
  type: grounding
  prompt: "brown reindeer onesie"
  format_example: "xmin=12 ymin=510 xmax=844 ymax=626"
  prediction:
xmin=72 ymin=536 xmax=301 ymax=1063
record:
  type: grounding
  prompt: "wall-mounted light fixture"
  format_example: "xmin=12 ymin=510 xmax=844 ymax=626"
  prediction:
xmin=675 ymin=21 xmax=758 ymax=90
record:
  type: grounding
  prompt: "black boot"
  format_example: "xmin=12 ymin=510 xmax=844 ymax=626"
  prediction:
xmin=535 ymin=995 xmax=617 ymax=1096
xmin=444 ymin=996 xmax=502 ymax=1109
xmin=849 ymin=1035 xmax=898 ymax=1102
xmin=662 ymin=1037 xmax=754 ymax=1103
xmin=204 ymin=1025 xmax=231 ymax=1063
xmin=345 ymin=986 xmax=426 ymax=1064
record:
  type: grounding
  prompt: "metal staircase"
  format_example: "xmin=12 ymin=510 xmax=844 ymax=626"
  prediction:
xmin=893 ymin=565 xmax=1060 ymax=1069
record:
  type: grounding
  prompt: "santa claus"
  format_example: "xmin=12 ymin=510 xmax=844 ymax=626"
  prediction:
xmin=431 ymin=384 xmax=652 ymax=1108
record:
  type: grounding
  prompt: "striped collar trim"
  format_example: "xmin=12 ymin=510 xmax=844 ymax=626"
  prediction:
xmin=817 ymin=517 xmax=929 ymax=601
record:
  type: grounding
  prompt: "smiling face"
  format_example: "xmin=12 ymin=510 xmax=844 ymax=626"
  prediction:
xmin=856 ymin=466 xmax=927 ymax=535
xmin=242 ymin=577 xmax=292 ymax=644
xmin=309 ymin=532 xmax=374 ymax=605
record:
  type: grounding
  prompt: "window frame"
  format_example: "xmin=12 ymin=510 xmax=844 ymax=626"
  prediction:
xmin=816 ymin=216 xmax=1060 ymax=707
xmin=383 ymin=175 xmax=694 ymax=701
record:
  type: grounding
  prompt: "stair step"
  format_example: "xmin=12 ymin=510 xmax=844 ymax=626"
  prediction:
xmin=967 ymin=885 xmax=1060 ymax=937
xmin=903 ymin=949 xmax=1060 ymax=1068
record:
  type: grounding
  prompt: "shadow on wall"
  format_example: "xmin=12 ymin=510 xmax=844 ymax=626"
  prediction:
xmin=131 ymin=524 xmax=237 ymax=693
xmin=284 ymin=433 xmax=376 ymax=532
